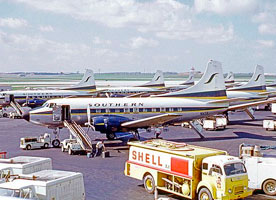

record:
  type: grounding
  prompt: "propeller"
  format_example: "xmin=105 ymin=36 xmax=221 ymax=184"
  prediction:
xmin=86 ymin=105 xmax=95 ymax=131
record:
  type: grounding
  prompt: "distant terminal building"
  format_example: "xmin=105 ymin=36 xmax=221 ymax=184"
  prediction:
xmin=0 ymin=85 xmax=11 ymax=92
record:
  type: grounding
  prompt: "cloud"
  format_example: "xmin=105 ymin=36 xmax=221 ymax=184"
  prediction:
xmin=0 ymin=17 xmax=28 ymax=28
xmin=39 ymin=25 xmax=54 ymax=32
xmin=0 ymin=30 xmax=130 ymax=72
xmin=194 ymin=0 xmax=258 ymax=15
xmin=0 ymin=31 xmax=89 ymax=54
xmin=92 ymin=36 xmax=111 ymax=45
xmin=13 ymin=0 xmax=234 ymax=43
xmin=258 ymin=24 xmax=276 ymax=35
xmin=156 ymin=24 xmax=234 ymax=43
xmin=130 ymin=37 xmax=159 ymax=49
xmin=257 ymin=39 xmax=275 ymax=48
xmin=252 ymin=2 xmax=276 ymax=35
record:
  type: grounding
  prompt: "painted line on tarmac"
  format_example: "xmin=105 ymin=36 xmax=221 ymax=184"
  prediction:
xmin=257 ymin=194 xmax=276 ymax=199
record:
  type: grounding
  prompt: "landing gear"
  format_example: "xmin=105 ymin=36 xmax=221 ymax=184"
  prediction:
xmin=133 ymin=130 xmax=140 ymax=140
xmin=106 ymin=132 xmax=116 ymax=140
xmin=51 ymin=128 xmax=60 ymax=148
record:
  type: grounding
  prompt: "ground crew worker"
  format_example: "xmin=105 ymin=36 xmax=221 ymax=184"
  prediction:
xmin=94 ymin=140 xmax=105 ymax=157
xmin=155 ymin=128 xmax=161 ymax=139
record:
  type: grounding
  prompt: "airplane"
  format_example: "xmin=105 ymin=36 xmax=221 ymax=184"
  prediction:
xmin=226 ymin=65 xmax=267 ymax=104
xmin=0 ymin=69 xmax=96 ymax=108
xmin=98 ymin=70 xmax=166 ymax=97
xmin=225 ymin=71 xmax=234 ymax=84
xmin=225 ymin=65 xmax=270 ymax=119
xmin=23 ymin=60 xmax=231 ymax=142
xmin=180 ymin=67 xmax=195 ymax=86
xmin=164 ymin=68 xmax=195 ymax=91
xmin=22 ymin=60 xmax=276 ymax=144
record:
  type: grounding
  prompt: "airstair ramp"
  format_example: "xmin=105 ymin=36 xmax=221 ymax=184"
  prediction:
xmin=10 ymin=101 xmax=24 ymax=116
xmin=64 ymin=120 xmax=92 ymax=151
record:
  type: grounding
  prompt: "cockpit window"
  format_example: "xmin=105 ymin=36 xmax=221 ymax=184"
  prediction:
xmin=42 ymin=103 xmax=49 ymax=107
xmin=49 ymin=103 xmax=56 ymax=108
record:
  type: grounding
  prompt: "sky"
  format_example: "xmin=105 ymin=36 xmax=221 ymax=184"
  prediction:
xmin=0 ymin=0 xmax=276 ymax=73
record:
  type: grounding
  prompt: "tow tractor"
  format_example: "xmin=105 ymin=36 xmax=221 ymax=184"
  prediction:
xmin=20 ymin=133 xmax=51 ymax=150
xmin=61 ymin=138 xmax=85 ymax=155
xmin=125 ymin=139 xmax=252 ymax=200
xmin=239 ymin=143 xmax=276 ymax=196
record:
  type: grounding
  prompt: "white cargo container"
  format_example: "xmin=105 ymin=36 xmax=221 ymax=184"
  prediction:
xmin=0 ymin=156 xmax=52 ymax=176
xmin=263 ymin=119 xmax=276 ymax=131
xmin=272 ymin=103 xmax=276 ymax=114
xmin=0 ymin=170 xmax=85 ymax=200
xmin=203 ymin=116 xmax=227 ymax=130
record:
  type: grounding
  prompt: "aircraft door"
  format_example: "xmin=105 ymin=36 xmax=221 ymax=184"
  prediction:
xmin=61 ymin=105 xmax=71 ymax=121
xmin=4 ymin=94 xmax=14 ymax=103
xmin=52 ymin=105 xmax=62 ymax=122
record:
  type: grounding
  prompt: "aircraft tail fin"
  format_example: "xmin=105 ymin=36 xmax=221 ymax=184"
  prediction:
xmin=64 ymin=69 xmax=96 ymax=91
xmin=180 ymin=68 xmax=195 ymax=86
xmin=154 ymin=60 xmax=226 ymax=100
xmin=225 ymin=72 xmax=234 ymax=84
xmin=138 ymin=70 xmax=165 ymax=88
xmin=228 ymin=65 xmax=266 ymax=92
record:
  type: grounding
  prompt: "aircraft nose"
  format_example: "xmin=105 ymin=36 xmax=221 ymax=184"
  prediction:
xmin=22 ymin=111 xmax=30 ymax=121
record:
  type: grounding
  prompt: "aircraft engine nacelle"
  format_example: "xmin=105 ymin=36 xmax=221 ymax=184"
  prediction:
xmin=92 ymin=115 xmax=131 ymax=133
xmin=24 ymin=99 xmax=47 ymax=108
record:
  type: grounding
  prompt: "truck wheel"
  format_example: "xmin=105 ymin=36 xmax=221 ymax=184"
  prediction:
xmin=143 ymin=174 xmax=155 ymax=194
xmin=263 ymin=179 xmax=276 ymax=196
xmin=106 ymin=133 xmax=116 ymax=140
xmin=61 ymin=145 xmax=65 ymax=152
xmin=68 ymin=148 xmax=73 ymax=155
xmin=198 ymin=188 xmax=213 ymax=200
xmin=26 ymin=145 xmax=31 ymax=150
xmin=44 ymin=143 xmax=49 ymax=149
xmin=3 ymin=113 xmax=7 ymax=118
xmin=52 ymin=139 xmax=60 ymax=148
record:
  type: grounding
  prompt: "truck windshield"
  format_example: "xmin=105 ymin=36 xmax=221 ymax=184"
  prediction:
xmin=224 ymin=163 xmax=246 ymax=176
xmin=0 ymin=188 xmax=19 ymax=197
xmin=0 ymin=188 xmax=35 ymax=199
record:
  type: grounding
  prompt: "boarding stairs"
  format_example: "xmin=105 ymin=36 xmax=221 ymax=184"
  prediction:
xmin=10 ymin=101 xmax=24 ymax=116
xmin=64 ymin=120 xmax=92 ymax=151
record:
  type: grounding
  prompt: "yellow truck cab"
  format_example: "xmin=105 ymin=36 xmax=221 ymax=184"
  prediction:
xmin=124 ymin=139 xmax=252 ymax=200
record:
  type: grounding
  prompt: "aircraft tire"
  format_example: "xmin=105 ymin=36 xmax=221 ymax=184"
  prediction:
xmin=106 ymin=132 xmax=116 ymax=140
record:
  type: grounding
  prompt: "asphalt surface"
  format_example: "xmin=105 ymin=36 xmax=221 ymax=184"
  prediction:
xmin=0 ymin=110 xmax=276 ymax=200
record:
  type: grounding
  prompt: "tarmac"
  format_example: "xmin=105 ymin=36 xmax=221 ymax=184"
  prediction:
xmin=0 ymin=109 xmax=276 ymax=200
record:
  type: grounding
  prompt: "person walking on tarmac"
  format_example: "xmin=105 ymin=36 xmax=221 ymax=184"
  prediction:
xmin=155 ymin=128 xmax=162 ymax=139
xmin=94 ymin=140 xmax=105 ymax=157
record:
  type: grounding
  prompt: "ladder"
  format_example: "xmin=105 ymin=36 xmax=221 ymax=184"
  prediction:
xmin=64 ymin=120 xmax=92 ymax=151
xmin=10 ymin=101 xmax=24 ymax=116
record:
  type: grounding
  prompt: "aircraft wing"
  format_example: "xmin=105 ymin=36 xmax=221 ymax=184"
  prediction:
xmin=227 ymin=97 xmax=276 ymax=111
xmin=124 ymin=92 xmax=149 ymax=98
xmin=258 ymin=91 xmax=276 ymax=96
xmin=121 ymin=113 xmax=182 ymax=128
xmin=124 ymin=91 xmax=167 ymax=98
xmin=207 ymin=97 xmax=248 ymax=104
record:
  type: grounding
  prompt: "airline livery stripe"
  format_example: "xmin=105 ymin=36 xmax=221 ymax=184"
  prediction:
xmin=228 ymin=86 xmax=266 ymax=91
xmin=64 ymin=86 xmax=96 ymax=90
xmin=159 ymin=90 xmax=227 ymax=98
xmin=31 ymin=107 xmax=227 ymax=115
